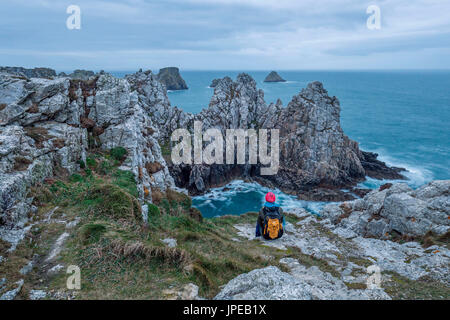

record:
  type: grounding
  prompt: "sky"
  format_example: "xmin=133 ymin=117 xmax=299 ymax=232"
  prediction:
xmin=1 ymin=0 xmax=450 ymax=71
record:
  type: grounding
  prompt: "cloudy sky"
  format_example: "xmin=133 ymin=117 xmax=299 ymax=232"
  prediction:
xmin=1 ymin=0 xmax=450 ymax=71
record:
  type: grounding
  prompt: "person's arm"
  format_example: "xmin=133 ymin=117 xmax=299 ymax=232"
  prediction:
xmin=257 ymin=208 xmax=265 ymax=226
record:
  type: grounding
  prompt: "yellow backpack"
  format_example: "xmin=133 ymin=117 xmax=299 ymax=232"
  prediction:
xmin=262 ymin=209 xmax=283 ymax=240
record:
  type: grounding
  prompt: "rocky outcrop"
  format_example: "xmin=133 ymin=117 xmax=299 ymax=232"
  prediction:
xmin=157 ymin=67 xmax=188 ymax=90
xmin=209 ymin=79 xmax=220 ymax=88
xmin=215 ymin=265 xmax=389 ymax=300
xmin=216 ymin=207 xmax=449 ymax=299
xmin=0 ymin=67 xmax=56 ymax=79
xmin=64 ymin=69 xmax=95 ymax=80
xmin=159 ymin=74 xmax=404 ymax=199
xmin=321 ymin=180 xmax=450 ymax=239
xmin=264 ymin=71 xmax=286 ymax=83
xmin=209 ymin=77 xmax=232 ymax=88
xmin=0 ymin=71 xmax=174 ymax=237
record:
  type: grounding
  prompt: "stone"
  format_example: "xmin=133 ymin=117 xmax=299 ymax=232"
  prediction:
xmin=0 ymin=66 xmax=56 ymax=79
xmin=157 ymin=67 xmax=188 ymax=90
xmin=163 ymin=283 xmax=199 ymax=300
xmin=0 ymin=279 xmax=23 ymax=300
xmin=263 ymin=71 xmax=286 ymax=82
xmin=29 ymin=289 xmax=47 ymax=300
xmin=214 ymin=265 xmax=390 ymax=300
xmin=322 ymin=180 xmax=449 ymax=238
xmin=161 ymin=238 xmax=177 ymax=248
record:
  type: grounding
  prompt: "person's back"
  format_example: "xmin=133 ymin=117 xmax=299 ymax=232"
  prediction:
xmin=255 ymin=192 xmax=284 ymax=240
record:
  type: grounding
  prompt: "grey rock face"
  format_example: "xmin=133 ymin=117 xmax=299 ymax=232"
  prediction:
xmin=321 ymin=180 xmax=450 ymax=238
xmin=0 ymin=66 xmax=56 ymax=79
xmin=65 ymin=69 xmax=95 ymax=80
xmin=29 ymin=290 xmax=47 ymax=300
xmin=162 ymin=75 xmax=401 ymax=199
xmin=215 ymin=264 xmax=390 ymax=300
xmin=0 ymin=70 xmax=174 ymax=247
xmin=0 ymin=279 xmax=23 ymax=300
xmin=157 ymin=67 xmax=188 ymax=90
xmin=263 ymin=71 xmax=286 ymax=82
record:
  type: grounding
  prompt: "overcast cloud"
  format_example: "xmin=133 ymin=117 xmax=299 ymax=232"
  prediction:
xmin=1 ymin=0 xmax=450 ymax=71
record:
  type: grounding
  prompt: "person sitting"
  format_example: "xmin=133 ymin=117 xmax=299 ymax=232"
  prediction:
xmin=255 ymin=192 xmax=284 ymax=240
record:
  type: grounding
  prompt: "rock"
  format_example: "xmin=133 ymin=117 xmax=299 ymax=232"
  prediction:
xmin=0 ymin=66 xmax=56 ymax=79
xmin=321 ymin=180 xmax=450 ymax=238
xmin=162 ymin=283 xmax=199 ymax=300
xmin=263 ymin=71 xmax=286 ymax=82
xmin=359 ymin=151 xmax=405 ymax=180
xmin=215 ymin=266 xmax=312 ymax=300
xmin=209 ymin=78 xmax=220 ymax=88
xmin=69 ymin=69 xmax=95 ymax=80
xmin=47 ymin=264 xmax=65 ymax=275
xmin=162 ymin=75 xmax=402 ymax=200
xmin=29 ymin=289 xmax=47 ymax=300
xmin=214 ymin=265 xmax=389 ymax=300
xmin=161 ymin=238 xmax=177 ymax=248
xmin=0 ymin=70 xmax=175 ymax=250
xmin=19 ymin=260 xmax=34 ymax=275
xmin=0 ymin=279 xmax=23 ymax=300
xmin=156 ymin=67 xmax=188 ymax=90
xmin=46 ymin=232 xmax=69 ymax=262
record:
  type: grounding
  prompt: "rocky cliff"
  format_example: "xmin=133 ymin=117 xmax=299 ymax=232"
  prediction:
xmin=157 ymin=67 xmax=188 ymax=91
xmin=149 ymin=74 xmax=404 ymax=200
xmin=0 ymin=70 xmax=174 ymax=233
xmin=0 ymin=68 xmax=448 ymax=301
xmin=0 ymin=69 xmax=406 ymax=234
xmin=264 ymin=71 xmax=286 ymax=82
xmin=0 ymin=67 xmax=56 ymax=79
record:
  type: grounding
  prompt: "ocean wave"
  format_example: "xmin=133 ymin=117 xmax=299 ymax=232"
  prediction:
xmin=192 ymin=180 xmax=329 ymax=217
xmin=362 ymin=148 xmax=434 ymax=189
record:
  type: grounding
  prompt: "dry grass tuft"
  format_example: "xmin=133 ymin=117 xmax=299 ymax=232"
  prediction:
xmin=106 ymin=239 xmax=191 ymax=266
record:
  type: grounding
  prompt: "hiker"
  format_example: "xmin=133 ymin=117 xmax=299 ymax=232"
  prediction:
xmin=255 ymin=192 xmax=284 ymax=240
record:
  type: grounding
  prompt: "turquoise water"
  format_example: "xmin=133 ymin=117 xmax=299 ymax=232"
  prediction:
xmin=111 ymin=70 xmax=450 ymax=217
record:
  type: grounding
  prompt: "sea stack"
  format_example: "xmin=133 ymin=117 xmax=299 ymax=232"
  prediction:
xmin=264 ymin=71 xmax=286 ymax=83
xmin=157 ymin=67 xmax=188 ymax=90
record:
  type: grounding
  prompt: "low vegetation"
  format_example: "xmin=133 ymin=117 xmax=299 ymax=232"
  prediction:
xmin=1 ymin=150 xmax=294 ymax=299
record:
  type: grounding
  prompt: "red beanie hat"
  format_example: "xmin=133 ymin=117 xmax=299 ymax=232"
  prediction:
xmin=265 ymin=192 xmax=276 ymax=203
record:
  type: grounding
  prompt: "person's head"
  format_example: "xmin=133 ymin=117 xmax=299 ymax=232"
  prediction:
xmin=265 ymin=192 xmax=276 ymax=203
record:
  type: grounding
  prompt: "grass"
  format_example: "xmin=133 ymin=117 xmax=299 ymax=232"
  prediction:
xmin=4 ymin=149 xmax=448 ymax=300
xmin=383 ymin=272 xmax=450 ymax=300
xmin=3 ymin=150 xmax=293 ymax=299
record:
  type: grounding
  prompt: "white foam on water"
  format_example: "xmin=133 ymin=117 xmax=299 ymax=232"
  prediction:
xmin=362 ymin=148 xmax=434 ymax=189
xmin=193 ymin=180 xmax=328 ymax=217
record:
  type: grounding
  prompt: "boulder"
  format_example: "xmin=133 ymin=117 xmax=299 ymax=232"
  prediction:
xmin=321 ymin=180 xmax=450 ymax=238
xmin=156 ymin=67 xmax=188 ymax=90
xmin=0 ymin=66 xmax=56 ymax=79
xmin=263 ymin=71 xmax=286 ymax=82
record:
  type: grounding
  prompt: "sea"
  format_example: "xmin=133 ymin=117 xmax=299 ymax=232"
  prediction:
xmin=110 ymin=70 xmax=450 ymax=218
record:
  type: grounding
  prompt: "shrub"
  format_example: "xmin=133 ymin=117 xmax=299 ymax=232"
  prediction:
xmin=69 ymin=174 xmax=84 ymax=183
xmin=80 ymin=223 xmax=107 ymax=243
xmin=78 ymin=160 xmax=86 ymax=169
xmin=98 ymin=160 xmax=113 ymax=175
xmin=84 ymin=184 xmax=141 ymax=222
xmin=147 ymin=203 xmax=160 ymax=217
xmin=86 ymin=157 xmax=97 ymax=168
xmin=113 ymin=170 xmax=138 ymax=197
xmin=110 ymin=147 xmax=127 ymax=161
